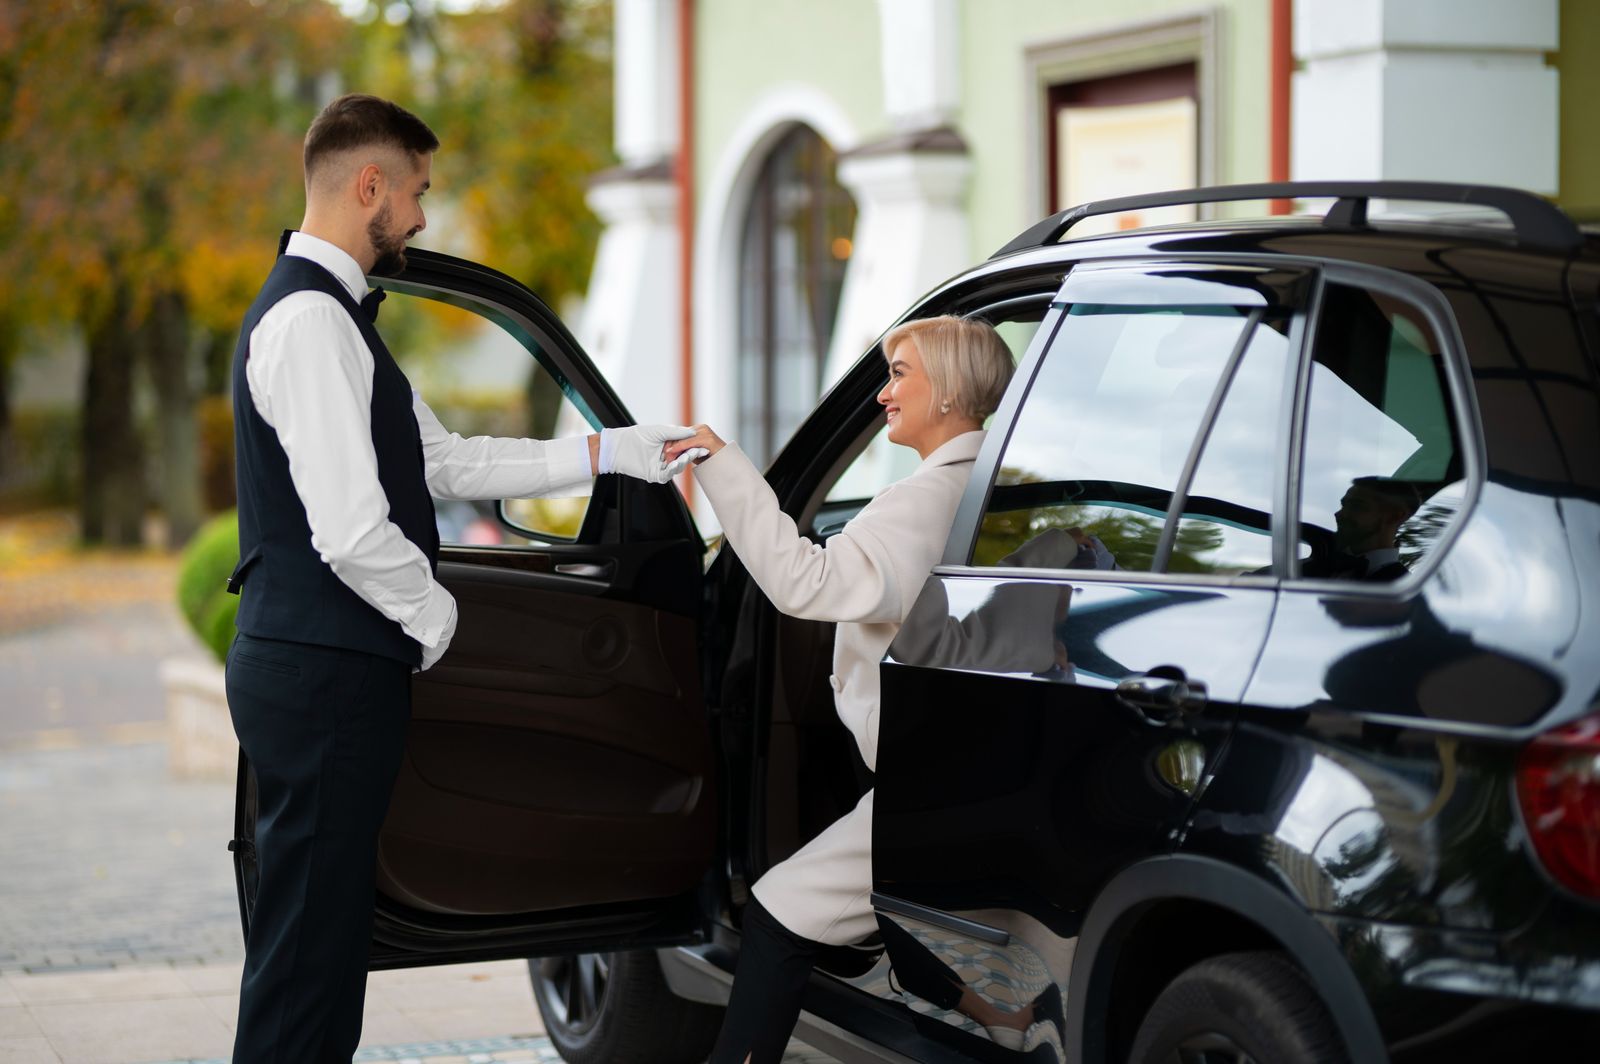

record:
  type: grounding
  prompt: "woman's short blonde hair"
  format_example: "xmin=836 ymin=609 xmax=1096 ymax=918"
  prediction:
xmin=881 ymin=315 xmax=1016 ymax=423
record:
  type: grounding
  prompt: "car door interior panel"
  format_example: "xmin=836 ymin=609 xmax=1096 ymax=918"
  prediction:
xmin=376 ymin=540 xmax=713 ymax=917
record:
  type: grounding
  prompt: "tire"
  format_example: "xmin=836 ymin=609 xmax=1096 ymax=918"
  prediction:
xmin=530 ymin=950 xmax=725 ymax=1064
xmin=1128 ymin=950 xmax=1348 ymax=1064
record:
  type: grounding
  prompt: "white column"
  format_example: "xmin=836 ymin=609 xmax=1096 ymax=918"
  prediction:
xmin=829 ymin=0 xmax=968 ymax=385
xmin=577 ymin=0 xmax=683 ymax=426
xmin=825 ymin=140 xmax=973 ymax=498
xmin=614 ymin=0 xmax=680 ymax=167
xmin=875 ymin=0 xmax=960 ymax=129
xmin=578 ymin=175 xmax=680 ymax=425
xmin=828 ymin=142 xmax=973 ymax=387
xmin=1292 ymin=0 xmax=1558 ymax=193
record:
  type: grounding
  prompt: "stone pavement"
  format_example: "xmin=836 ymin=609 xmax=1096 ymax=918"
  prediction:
xmin=0 ymin=958 xmax=837 ymax=1064
xmin=0 ymin=742 xmax=241 ymax=973
xmin=0 ymin=513 xmax=834 ymax=1063
xmin=0 ymin=959 xmax=549 ymax=1063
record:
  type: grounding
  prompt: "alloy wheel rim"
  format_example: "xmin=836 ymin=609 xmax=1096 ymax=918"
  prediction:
xmin=538 ymin=952 xmax=611 ymax=1034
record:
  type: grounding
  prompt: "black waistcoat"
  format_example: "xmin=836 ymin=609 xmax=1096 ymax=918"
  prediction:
xmin=230 ymin=249 xmax=439 ymax=666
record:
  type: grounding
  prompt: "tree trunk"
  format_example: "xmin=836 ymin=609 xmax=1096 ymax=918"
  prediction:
xmin=0 ymin=336 xmax=13 ymax=481
xmin=143 ymin=289 xmax=201 ymax=547
xmin=201 ymin=327 xmax=232 ymax=398
xmin=81 ymin=285 xmax=146 ymax=547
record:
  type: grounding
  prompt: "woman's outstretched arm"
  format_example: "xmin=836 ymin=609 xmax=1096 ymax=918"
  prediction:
xmin=680 ymin=426 xmax=915 ymax=625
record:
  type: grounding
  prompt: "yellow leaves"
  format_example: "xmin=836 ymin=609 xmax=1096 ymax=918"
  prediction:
xmin=181 ymin=239 xmax=273 ymax=334
xmin=0 ymin=0 xmax=612 ymax=333
xmin=0 ymin=0 xmax=340 ymax=327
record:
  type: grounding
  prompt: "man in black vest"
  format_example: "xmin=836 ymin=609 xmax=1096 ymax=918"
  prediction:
xmin=226 ymin=94 xmax=697 ymax=1063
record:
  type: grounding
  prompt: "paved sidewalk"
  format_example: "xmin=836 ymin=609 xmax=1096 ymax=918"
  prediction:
xmin=0 ymin=959 xmax=544 ymax=1063
xmin=0 ymin=959 xmax=836 ymax=1064
xmin=0 ymin=743 xmax=240 ymax=973
xmin=0 ymin=518 xmax=835 ymax=1063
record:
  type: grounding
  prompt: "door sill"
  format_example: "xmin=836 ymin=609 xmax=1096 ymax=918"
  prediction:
xmin=658 ymin=944 xmax=930 ymax=1064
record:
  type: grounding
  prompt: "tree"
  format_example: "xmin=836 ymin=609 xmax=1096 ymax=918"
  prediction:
xmin=351 ymin=0 xmax=614 ymax=437
xmin=1 ymin=0 xmax=614 ymax=542
xmin=0 ymin=0 xmax=348 ymax=545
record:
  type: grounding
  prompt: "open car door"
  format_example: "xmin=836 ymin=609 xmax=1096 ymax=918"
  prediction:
xmin=230 ymin=248 xmax=716 ymax=969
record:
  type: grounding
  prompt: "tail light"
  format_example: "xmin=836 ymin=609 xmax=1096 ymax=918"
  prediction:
xmin=1516 ymin=713 xmax=1600 ymax=899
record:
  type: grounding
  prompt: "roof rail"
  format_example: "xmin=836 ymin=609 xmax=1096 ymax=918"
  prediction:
xmin=990 ymin=181 xmax=1583 ymax=259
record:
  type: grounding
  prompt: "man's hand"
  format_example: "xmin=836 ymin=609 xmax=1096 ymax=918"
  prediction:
xmin=600 ymin=424 xmax=706 ymax=483
xmin=419 ymin=638 xmax=449 ymax=671
xmin=417 ymin=599 xmax=458 ymax=672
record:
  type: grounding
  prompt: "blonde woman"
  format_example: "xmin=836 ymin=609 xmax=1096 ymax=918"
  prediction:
xmin=664 ymin=315 xmax=1016 ymax=1063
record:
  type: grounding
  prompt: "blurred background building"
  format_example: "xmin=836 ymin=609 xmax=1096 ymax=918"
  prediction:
xmin=586 ymin=0 xmax=1599 ymax=490
xmin=1 ymin=0 xmax=1596 ymax=539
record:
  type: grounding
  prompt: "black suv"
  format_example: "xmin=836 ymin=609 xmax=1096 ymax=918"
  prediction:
xmin=231 ymin=182 xmax=1600 ymax=1063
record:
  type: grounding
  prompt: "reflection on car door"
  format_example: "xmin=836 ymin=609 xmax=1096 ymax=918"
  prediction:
xmin=871 ymin=262 xmax=1312 ymax=1036
xmin=230 ymin=249 xmax=716 ymax=970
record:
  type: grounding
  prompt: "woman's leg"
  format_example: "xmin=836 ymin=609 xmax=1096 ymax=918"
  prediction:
xmin=709 ymin=898 xmax=822 ymax=1064
xmin=878 ymin=913 xmax=1042 ymax=1036
xmin=713 ymin=789 xmax=876 ymax=1061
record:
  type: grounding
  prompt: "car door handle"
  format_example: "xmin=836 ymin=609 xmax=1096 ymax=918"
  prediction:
xmin=553 ymin=561 xmax=614 ymax=580
xmin=1116 ymin=667 xmax=1208 ymax=724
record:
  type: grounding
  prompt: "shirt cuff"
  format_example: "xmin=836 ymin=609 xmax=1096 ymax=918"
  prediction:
xmin=549 ymin=434 xmax=595 ymax=491
xmin=596 ymin=428 xmax=618 ymax=476
xmin=406 ymin=584 xmax=457 ymax=649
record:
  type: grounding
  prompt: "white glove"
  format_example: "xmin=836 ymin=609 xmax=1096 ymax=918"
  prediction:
xmin=599 ymin=424 xmax=705 ymax=484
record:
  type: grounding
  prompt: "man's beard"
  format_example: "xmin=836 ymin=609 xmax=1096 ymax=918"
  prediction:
xmin=368 ymin=200 xmax=409 ymax=275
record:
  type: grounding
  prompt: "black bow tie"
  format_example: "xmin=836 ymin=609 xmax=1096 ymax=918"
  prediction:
xmin=361 ymin=286 xmax=386 ymax=322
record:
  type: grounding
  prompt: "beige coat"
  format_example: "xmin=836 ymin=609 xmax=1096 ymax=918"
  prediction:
xmin=693 ymin=430 xmax=984 ymax=943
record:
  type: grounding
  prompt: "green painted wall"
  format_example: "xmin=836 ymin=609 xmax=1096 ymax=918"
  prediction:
xmin=694 ymin=0 xmax=885 ymax=195
xmin=693 ymin=0 xmax=1275 ymax=263
xmin=960 ymin=0 xmax=1273 ymax=258
xmin=1557 ymin=0 xmax=1600 ymax=215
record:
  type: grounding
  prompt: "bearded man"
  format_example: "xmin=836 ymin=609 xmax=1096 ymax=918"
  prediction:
xmin=225 ymin=93 xmax=693 ymax=1062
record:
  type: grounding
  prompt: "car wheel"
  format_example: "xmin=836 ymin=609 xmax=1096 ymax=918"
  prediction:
xmin=530 ymin=950 xmax=724 ymax=1064
xmin=1128 ymin=950 xmax=1347 ymax=1064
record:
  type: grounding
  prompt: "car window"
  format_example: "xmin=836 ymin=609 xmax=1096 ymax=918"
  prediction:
xmin=974 ymin=301 xmax=1281 ymax=571
xmin=379 ymin=285 xmax=598 ymax=547
xmin=1295 ymin=283 xmax=1465 ymax=582
xmin=1168 ymin=317 xmax=1292 ymax=574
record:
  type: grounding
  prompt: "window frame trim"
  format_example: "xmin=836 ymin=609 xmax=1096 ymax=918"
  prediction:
xmin=949 ymin=258 xmax=1313 ymax=575
xmin=1281 ymin=260 xmax=1487 ymax=597
xmin=1151 ymin=304 xmax=1266 ymax=572
xmin=947 ymin=253 xmax=1486 ymax=597
xmin=371 ymin=256 xmax=703 ymax=552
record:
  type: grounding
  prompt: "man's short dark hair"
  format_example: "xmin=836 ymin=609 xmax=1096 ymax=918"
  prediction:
xmin=303 ymin=94 xmax=439 ymax=180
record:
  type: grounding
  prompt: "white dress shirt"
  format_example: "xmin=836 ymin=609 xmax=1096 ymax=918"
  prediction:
xmin=246 ymin=232 xmax=593 ymax=669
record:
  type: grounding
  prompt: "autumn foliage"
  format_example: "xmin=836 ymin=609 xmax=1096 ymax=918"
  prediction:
xmin=0 ymin=0 xmax=614 ymax=545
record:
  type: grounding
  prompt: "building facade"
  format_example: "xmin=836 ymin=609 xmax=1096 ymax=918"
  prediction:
xmin=582 ymin=0 xmax=1595 ymax=506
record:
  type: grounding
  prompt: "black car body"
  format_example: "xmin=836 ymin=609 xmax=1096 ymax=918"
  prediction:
xmin=231 ymin=182 xmax=1600 ymax=1063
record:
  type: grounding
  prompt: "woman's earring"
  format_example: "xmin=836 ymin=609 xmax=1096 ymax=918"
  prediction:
xmin=940 ymin=401 xmax=951 ymax=414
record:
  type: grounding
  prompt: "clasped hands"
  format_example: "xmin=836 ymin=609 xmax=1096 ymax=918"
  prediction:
xmin=595 ymin=425 xmax=708 ymax=483
xmin=597 ymin=424 xmax=727 ymax=483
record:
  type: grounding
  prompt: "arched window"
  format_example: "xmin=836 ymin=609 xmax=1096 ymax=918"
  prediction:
xmin=737 ymin=124 xmax=858 ymax=465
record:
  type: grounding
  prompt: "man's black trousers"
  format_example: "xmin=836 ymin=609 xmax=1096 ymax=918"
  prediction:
xmin=226 ymin=633 xmax=412 ymax=1064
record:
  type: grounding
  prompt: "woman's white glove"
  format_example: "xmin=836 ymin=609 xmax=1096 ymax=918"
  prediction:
xmin=599 ymin=424 xmax=705 ymax=483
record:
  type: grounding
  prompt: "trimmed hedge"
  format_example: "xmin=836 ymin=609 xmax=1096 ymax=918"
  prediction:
xmin=176 ymin=510 xmax=239 ymax=664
